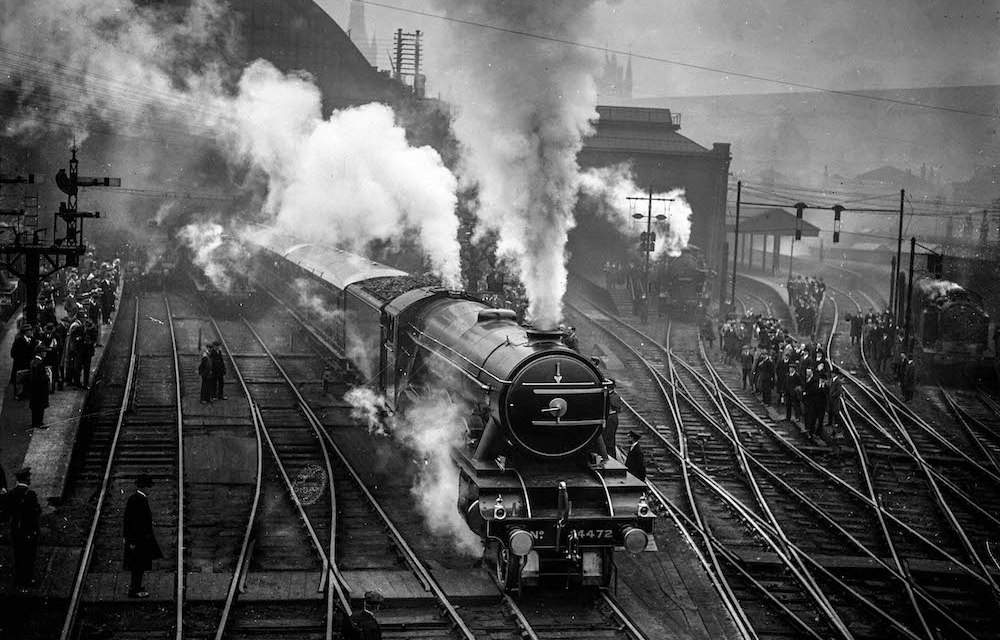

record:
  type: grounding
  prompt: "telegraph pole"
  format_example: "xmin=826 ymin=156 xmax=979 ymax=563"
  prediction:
xmin=730 ymin=180 xmax=741 ymax=310
xmin=891 ymin=189 xmax=905 ymax=320
xmin=0 ymin=146 xmax=118 ymax=324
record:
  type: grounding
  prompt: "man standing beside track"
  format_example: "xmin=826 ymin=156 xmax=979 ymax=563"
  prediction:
xmin=625 ymin=430 xmax=646 ymax=482
xmin=198 ymin=343 xmax=215 ymax=404
xmin=8 ymin=467 xmax=41 ymax=592
xmin=210 ymin=341 xmax=227 ymax=401
xmin=123 ymin=474 xmax=162 ymax=599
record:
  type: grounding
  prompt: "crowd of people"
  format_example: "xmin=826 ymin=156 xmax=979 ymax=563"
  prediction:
xmin=8 ymin=255 xmax=120 ymax=432
xmin=787 ymin=275 xmax=826 ymax=335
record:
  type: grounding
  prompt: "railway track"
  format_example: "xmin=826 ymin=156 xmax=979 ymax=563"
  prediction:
xmin=60 ymin=293 xmax=184 ymax=639
xmin=566 ymin=286 xmax=1000 ymax=639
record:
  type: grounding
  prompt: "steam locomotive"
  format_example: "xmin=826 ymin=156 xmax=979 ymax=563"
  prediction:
xmin=250 ymin=227 xmax=655 ymax=591
xmin=911 ymin=276 xmax=991 ymax=377
xmin=653 ymin=245 xmax=711 ymax=313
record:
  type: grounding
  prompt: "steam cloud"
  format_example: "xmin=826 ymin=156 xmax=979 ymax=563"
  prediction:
xmin=345 ymin=387 xmax=481 ymax=555
xmin=579 ymin=164 xmax=694 ymax=258
xmin=177 ymin=221 xmax=248 ymax=292
xmin=1 ymin=0 xmax=461 ymax=286
xmin=435 ymin=0 xmax=606 ymax=329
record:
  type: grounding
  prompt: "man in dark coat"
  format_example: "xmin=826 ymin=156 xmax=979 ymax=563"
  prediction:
xmin=757 ymin=352 xmax=776 ymax=405
xmin=827 ymin=373 xmax=845 ymax=439
xmin=9 ymin=467 xmax=41 ymax=591
xmin=602 ymin=382 xmax=621 ymax=456
xmin=342 ymin=590 xmax=383 ymax=640
xmin=27 ymin=344 xmax=50 ymax=429
xmin=65 ymin=314 xmax=85 ymax=387
xmin=123 ymin=474 xmax=162 ymax=598
xmin=10 ymin=323 xmax=36 ymax=390
xmin=802 ymin=367 xmax=828 ymax=440
xmin=100 ymin=276 xmax=116 ymax=323
xmin=740 ymin=346 xmax=754 ymax=390
xmin=210 ymin=341 xmax=228 ymax=400
xmin=901 ymin=357 xmax=916 ymax=402
xmin=625 ymin=430 xmax=646 ymax=482
xmin=784 ymin=363 xmax=802 ymax=423
xmin=199 ymin=345 xmax=214 ymax=404
xmin=79 ymin=318 xmax=98 ymax=389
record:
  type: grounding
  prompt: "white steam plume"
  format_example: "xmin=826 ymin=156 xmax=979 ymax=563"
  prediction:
xmin=1 ymin=0 xmax=462 ymax=286
xmin=345 ymin=387 xmax=481 ymax=556
xmin=177 ymin=221 xmax=249 ymax=292
xmin=435 ymin=1 xmax=607 ymax=330
xmin=579 ymin=164 xmax=694 ymax=258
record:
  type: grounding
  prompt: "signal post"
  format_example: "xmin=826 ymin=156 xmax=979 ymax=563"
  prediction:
xmin=0 ymin=146 xmax=118 ymax=325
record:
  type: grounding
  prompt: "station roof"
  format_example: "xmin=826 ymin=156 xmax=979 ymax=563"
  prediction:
xmin=727 ymin=207 xmax=820 ymax=237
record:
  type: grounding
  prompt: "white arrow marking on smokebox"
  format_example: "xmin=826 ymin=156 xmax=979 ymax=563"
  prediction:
xmin=554 ymin=362 xmax=562 ymax=383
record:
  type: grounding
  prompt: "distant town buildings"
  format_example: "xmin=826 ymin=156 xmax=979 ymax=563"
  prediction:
xmin=597 ymin=52 xmax=633 ymax=101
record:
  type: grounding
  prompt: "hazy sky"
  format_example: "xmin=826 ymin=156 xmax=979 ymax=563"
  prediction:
xmin=318 ymin=0 xmax=1000 ymax=97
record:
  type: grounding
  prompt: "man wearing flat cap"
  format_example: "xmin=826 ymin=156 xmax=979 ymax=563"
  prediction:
xmin=8 ymin=467 xmax=41 ymax=591
xmin=342 ymin=589 xmax=383 ymax=639
xmin=123 ymin=474 xmax=162 ymax=598
xmin=625 ymin=430 xmax=646 ymax=482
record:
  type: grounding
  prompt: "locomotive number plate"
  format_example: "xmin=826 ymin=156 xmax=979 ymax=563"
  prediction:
xmin=572 ymin=529 xmax=614 ymax=539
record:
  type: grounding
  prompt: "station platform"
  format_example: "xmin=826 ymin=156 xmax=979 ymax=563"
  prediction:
xmin=0 ymin=280 xmax=125 ymax=505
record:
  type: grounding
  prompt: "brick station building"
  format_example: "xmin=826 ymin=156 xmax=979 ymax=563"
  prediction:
xmin=576 ymin=106 xmax=732 ymax=302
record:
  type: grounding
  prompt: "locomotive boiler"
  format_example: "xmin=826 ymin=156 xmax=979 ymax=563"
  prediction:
xmin=250 ymin=227 xmax=655 ymax=591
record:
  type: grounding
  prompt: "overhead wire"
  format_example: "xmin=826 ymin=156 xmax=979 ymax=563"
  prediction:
xmin=355 ymin=0 xmax=998 ymax=121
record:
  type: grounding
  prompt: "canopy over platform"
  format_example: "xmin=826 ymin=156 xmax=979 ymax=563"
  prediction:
xmin=727 ymin=207 xmax=820 ymax=237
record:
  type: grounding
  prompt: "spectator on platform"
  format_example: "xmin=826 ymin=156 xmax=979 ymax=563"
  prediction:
xmin=210 ymin=341 xmax=228 ymax=401
xmin=100 ymin=274 xmax=116 ymax=323
xmin=342 ymin=590 xmax=384 ymax=640
xmin=9 ymin=467 xmax=41 ymax=592
xmin=78 ymin=318 xmax=98 ymax=389
xmin=563 ymin=327 xmax=580 ymax=352
xmin=65 ymin=314 xmax=85 ymax=388
xmin=39 ymin=323 xmax=62 ymax=393
xmin=27 ymin=344 xmax=49 ymax=430
xmin=53 ymin=318 xmax=69 ymax=391
xmin=10 ymin=322 xmax=36 ymax=392
xmin=199 ymin=344 xmax=215 ymax=404
xmin=604 ymin=382 xmax=621 ymax=456
xmin=123 ymin=474 xmax=162 ymax=599
xmin=37 ymin=298 xmax=57 ymax=329
xmin=625 ymin=430 xmax=646 ymax=482
xmin=848 ymin=313 xmax=863 ymax=347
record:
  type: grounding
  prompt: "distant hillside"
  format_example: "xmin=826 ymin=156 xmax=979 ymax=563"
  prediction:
xmin=624 ymin=85 xmax=999 ymax=190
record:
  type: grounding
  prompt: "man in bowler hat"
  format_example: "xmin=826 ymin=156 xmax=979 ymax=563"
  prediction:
xmin=8 ymin=467 xmax=41 ymax=591
xmin=123 ymin=474 xmax=162 ymax=598
xmin=342 ymin=590 xmax=384 ymax=639
xmin=27 ymin=343 xmax=50 ymax=429
xmin=625 ymin=430 xmax=646 ymax=482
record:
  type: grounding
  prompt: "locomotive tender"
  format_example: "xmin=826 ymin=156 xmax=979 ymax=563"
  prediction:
xmin=250 ymin=227 xmax=655 ymax=590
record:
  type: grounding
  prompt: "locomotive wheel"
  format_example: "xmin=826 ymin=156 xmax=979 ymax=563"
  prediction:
xmin=495 ymin=545 xmax=520 ymax=592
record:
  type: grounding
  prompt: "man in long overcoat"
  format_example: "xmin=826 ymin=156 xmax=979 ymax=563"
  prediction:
xmin=210 ymin=341 xmax=227 ymax=400
xmin=27 ymin=344 xmax=49 ymax=429
xmin=10 ymin=323 xmax=36 ymax=390
xmin=199 ymin=345 xmax=214 ymax=404
xmin=123 ymin=474 xmax=162 ymax=598
xmin=9 ymin=467 xmax=41 ymax=590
